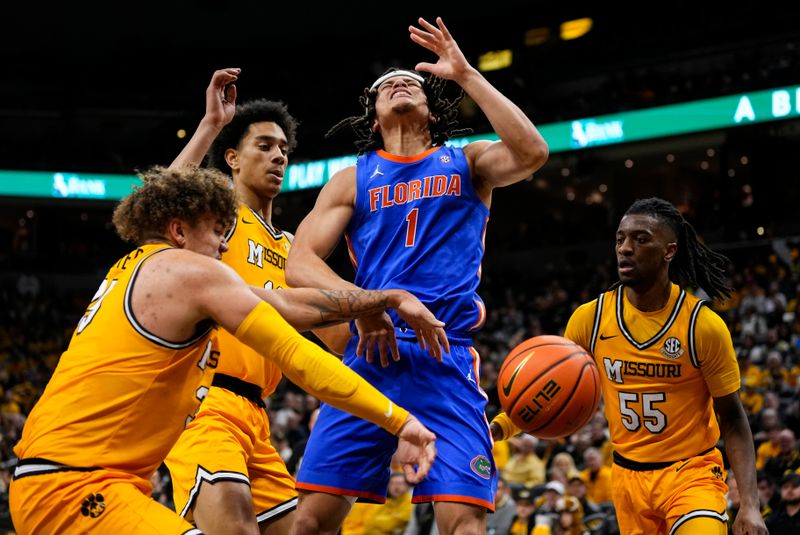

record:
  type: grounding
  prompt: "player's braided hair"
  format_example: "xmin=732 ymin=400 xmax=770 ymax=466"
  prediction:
xmin=325 ymin=68 xmax=472 ymax=154
xmin=625 ymin=197 xmax=732 ymax=300
xmin=207 ymin=99 xmax=298 ymax=173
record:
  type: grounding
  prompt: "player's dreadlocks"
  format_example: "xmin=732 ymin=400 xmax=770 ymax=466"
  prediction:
xmin=325 ymin=68 xmax=472 ymax=154
xmin=625 ymin=197 xmax=732 ymax=301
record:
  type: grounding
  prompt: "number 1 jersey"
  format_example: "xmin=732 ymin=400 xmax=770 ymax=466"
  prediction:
xmin=347 ymin=146 xmax=489 ymax=339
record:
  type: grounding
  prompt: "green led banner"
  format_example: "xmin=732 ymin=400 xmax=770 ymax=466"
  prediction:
xmin=0 ymin=170 xmax=141 ymax=200
xmin=3 ymin=83 xmax=799 ymax=200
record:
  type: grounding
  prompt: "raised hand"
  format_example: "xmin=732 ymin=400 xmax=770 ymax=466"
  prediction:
xmin=171 ymin=68 xmax=240 ymax=169
xmin=392 ymin=415 xmax=437 ymax=484
xmin=409 ymin=17 xmax=471 ymax=82
xmin=204 ymin=67 xmax=239 ymax=129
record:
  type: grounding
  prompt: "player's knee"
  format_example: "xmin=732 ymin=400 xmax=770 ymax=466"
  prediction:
xmin=194 ymin=498 xmax=259 ymax=534
xmin=449 ymin=523 xmax=484 ymax=535
xmin=443 ymin=515 xmax=485 ymax=535
xmin=290 ymin=513 xmax=328 ymax=535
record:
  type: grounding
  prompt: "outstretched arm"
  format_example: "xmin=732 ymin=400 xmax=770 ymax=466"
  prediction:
xmin=409 ymin=17 xmax=548 ymax=194
xmin=177 ymin=252 xmax=437 ymax=482
xmin=170 ymin=67 xmax=240 ymax=169
xmin=714 ymin=392 xmax=768 ymax=535
xmin=250 ymin=285 xmax=446 ymax=350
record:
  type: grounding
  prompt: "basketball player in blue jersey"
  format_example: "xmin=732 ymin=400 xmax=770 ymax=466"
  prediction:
xmin=286 ymin=17 xmax=548 ymax=535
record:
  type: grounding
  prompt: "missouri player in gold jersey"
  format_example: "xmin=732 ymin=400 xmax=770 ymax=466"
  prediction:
xmin=562 ymin=198 xmax=765 ymax=535
xmin=9 ymin=166 xmax=442 ymax=535
xmin=163 ymin=68 xmax=418 ymax=535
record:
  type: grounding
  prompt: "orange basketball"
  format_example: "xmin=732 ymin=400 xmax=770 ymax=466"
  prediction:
xmin=497 ymin=335 xmax=601 ymax=439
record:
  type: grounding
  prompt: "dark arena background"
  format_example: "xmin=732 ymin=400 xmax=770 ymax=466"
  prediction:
xmin=1 ymin=3 xmax=800 ymax=533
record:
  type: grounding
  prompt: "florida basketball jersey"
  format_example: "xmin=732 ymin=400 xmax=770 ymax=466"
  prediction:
xmin=564 ymin=283 xmax=740 ymax=463
xmin=347 ymin=146 xmax=489 ymax=338
xmin=14 ymin=244 xmax=217 ymax=482
xmin=217 ymin=203 xmax=292 ymax=395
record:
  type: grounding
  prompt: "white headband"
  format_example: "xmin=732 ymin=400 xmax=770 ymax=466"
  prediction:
xmin=369 ymin=70 xmax=425 ymax=92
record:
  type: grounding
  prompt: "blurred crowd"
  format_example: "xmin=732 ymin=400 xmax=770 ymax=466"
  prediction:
xmin=1 ymin=239 xmax=800 ymax=534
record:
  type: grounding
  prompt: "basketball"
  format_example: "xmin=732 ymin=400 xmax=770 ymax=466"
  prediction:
xmin=497 ymin=335 xmax=601 ymax=439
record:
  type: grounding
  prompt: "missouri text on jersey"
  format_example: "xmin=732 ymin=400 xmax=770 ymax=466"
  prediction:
xmin=247 ymin=239 xmax=286 ymax=270
xmin=603 ymin=358 xmax=683 ymax=383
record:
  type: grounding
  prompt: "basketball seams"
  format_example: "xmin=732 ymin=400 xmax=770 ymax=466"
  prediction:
xmin=505 ymin=349 xmax=590 ymax=414
xmin=524 ymin=358 xmax=598 ymax=436
xmin=499 ymin=342 xmax=583 ymax=377
xmin=498 ymin=335 xmax=602 ymax=440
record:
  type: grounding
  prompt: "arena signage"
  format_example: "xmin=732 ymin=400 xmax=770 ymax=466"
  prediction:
xmin=2 ymin=83 xmax=798 ymax=200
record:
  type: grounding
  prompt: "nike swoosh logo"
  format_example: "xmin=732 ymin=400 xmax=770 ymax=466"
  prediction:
xmin=241 ymin=219 xmax=255 ymax=224
xmin=502 ymin=355 xmax=531 ymax=397
xmin=675 ymin=460 xmax=691 ymax=472
xmin=384 ymin=402 xmax=393 ymax=418
xmin=599 ymin=334 xmax=617 ymax=340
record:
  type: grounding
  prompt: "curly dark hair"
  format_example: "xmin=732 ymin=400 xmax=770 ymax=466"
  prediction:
xmin=621 ymin=197 xmax=732 ymax=300
xmin=113 ymin=166 xmax=237 ymax=244
xmin=325 ymin=68 xmax=472 ymax=155
xmin=207 ymin=99 xmax=299 ymax=172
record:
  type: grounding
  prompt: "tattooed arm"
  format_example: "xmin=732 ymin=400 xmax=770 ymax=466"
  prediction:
xmin=250 ymin=286 xmax=450 ymax=361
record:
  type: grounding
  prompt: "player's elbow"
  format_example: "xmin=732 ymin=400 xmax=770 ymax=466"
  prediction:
xmin=521 ymin=139 xmax=549 ymax=174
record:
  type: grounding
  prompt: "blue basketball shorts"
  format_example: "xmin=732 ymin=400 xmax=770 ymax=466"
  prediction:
xmin=296 ymin=337 xmax=497 ymax=510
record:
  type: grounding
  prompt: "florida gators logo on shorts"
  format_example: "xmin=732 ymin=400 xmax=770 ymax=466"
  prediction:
xmin=470 ymin=455 xmax=492 ymax=479
xmin=81 ymin=493 xmax=106 ymax=518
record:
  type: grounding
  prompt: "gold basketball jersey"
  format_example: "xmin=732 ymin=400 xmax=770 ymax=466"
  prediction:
xmin=14 ymin=244 xmax=218 ymax=482
xmin=217 ymin=204 xmax=292 ymax=395
xmin=564 ymin=283 xmax=740 ymax=463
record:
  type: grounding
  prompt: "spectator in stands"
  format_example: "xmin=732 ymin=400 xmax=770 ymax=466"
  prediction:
xmin=550 ymin=452 xmax=580 ymax=486
xmin=757 ymin=470 xmax=779 ymax=519
xmin=579 ymin=448 xmax=612 ymax=506
xmin=533 ymin=481 xmax=565 ymax=516
xmin=553 ymin=495 xmax=588 ymax=535
xmin=765 ymin=471 xmax=800 ymax=534
xmin=764 ymin=429 xmax=800 ymax=481
xmin=508 ymin=487 xmax=537 ymax=535
xmin=487 ymin=476 xmax=516 ymax=535
xmin=565 ymin=475 xmax=600 ymax=518
xmin=740 ymin=373 xmax=765 ymax=417
xmin=754 ymin=414 xmax=782 ymax=470
xmin=363 ymin=472 xmax=413 ymax=535
xmin=764 ymin=351 xmax=793 ymax=395
xmin=504 ymin=435 xmax=546 ymax=488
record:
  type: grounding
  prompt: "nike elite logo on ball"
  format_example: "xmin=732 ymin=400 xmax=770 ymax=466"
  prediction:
xmin=501 ymin=356 xmax=531 ymax=397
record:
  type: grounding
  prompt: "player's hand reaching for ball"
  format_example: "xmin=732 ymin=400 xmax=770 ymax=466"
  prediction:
xmin=393 ymin=415 xmax=437 ymax=484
